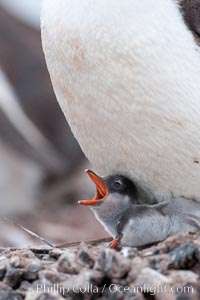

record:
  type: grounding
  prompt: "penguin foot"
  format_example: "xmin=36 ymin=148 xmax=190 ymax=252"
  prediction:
xmin=108 ymin=233 xmax=123 ymax=250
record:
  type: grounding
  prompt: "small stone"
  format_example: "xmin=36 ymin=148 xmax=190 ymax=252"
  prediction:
xmin=17 ymin=280 xmax=32 ymax=294
xmin=81 ymin=269 xmax=104 ymax=286
xmin=40 ymin=261 xmax=54 ymax=270
xmin=0 ymin=256 xmax=8 ymax=280
xmin=8 ymin=250 xmax=36 ymax=260
xmin=121 ymin=247 xmax=139 ymax=259
xmin=23 ymin=260 xmax=42 ymax=281
xmin=0 ymin=282 xmax=22 ymax=300
xmin=31 ymin=279 xmax=51 ymax=292
xmin=49 ymin=249 xmax=63 ymax=260
xmin=168 ymin=243 xmax=199 ymax=270
xmin=39 ymin=255 xmax=50 ymax=261
xmin=25 ymin=290 xmax=41 ymax=300
xmin=16 ymin=282 xmax=32 ymax=299
xmin=94 ymin=249 xmax=131 ymax=279
xmin=4 ymin=268 xmax=24 ymax=289
xmin=36 ymin=294 xmax=63 ymax=300
xmin=39 ymin=270 xmax=69 ymax=283
xmin=9 ymin=256 xmax=34 ymax=269
xmin=30 ymin=249 xmax=50 ymax=261
xmin=155 ymin=234 xmax=198 ymax=255
xmin=101 ymin=286 xmax=125 ymax=300
xmin=168 ymin=270 xmax=199 ymax=286
xmin=10 ymin=256 xmax=21 ymax=268
xmin=127 ymin=257 xmax=148 ymax=283
xmin=147 ymin=254 xmax=171 ymax=271
xmin=124 ymin=292 xmax=145 ymax=300
xmin=77 ymin=242 xmax=95 ymax=268
xmin=57 ymin=251 xmax=82 ymax=274
xmin=135 ymin=267 xmax=172 ymax=287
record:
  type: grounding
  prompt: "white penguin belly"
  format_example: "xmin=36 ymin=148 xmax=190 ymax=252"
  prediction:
xmin=42 ymin=0 xmax=200 ymax=201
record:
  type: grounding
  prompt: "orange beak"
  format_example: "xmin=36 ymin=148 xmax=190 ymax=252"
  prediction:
xmin=78 ymin=170 xmax=108 ymax=206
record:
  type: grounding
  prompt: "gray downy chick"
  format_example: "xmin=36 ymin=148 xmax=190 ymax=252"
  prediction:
xmin=78 ymin=170 xmax=200 ymax=248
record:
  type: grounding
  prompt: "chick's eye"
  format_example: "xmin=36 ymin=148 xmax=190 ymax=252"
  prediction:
xmin=113 ymin=180 xmax=121 ymax=189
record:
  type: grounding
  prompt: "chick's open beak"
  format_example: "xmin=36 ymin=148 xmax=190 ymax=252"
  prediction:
xmin=78 ymin=170 xmax=108 ymax=206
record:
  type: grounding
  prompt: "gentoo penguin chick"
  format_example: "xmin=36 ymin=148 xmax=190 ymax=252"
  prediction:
xmin=78 ymin=170 xmax=141 ymax=238
xmin=78 ymin=170 xmax=200 ymax=248
xmin=113 ymin=199 xmax=200 ymax=248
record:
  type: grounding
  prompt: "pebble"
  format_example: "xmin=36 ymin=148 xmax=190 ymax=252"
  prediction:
xmin=4 ymin=268 xmax=24 ymax=289
xmin=23 ymin=260 xmax=42 ymax=281
xmin=94 ymin=248 xmax=131 ymax=279
xmin=0 ymin=282 xmax=23 ymax=300
xmin=0 ymin=234 xmax=199 ymax=300
xmin=39 ymin=270 xmax=69 ymax=283
xmin=77 ymin=242 xmax=96 ymax=268
xmin=57 ymin=251 xmax=82 ymax=274
xmin=0 ymin=256 xmax=8 ymax=280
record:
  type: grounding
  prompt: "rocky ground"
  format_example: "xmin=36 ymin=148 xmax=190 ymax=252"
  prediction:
xmin=0 ymin=233 xmax=200 ymax=300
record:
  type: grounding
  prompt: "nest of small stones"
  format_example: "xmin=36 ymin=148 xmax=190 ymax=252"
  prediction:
xmin=0 ymin=233 xmax=200 ymax=300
